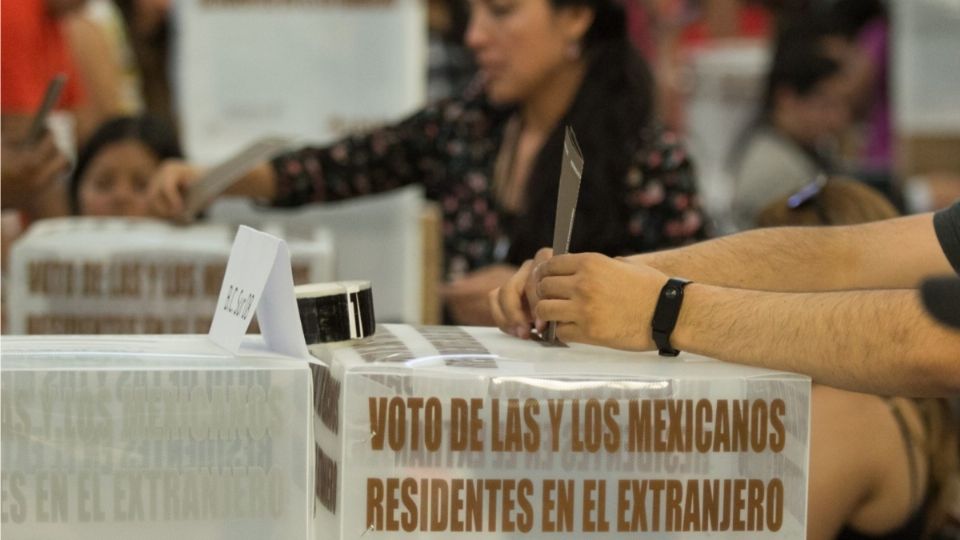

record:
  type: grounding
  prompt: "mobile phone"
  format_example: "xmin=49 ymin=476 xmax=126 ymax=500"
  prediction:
xmin=25 ymin=73 xmax=68 ymax=145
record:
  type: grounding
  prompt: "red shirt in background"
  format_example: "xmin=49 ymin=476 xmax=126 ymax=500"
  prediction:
xmin=1 ymin=0 xmax=84 ymax=115
xmin=680 ymin=5 xmax=772 ymax=48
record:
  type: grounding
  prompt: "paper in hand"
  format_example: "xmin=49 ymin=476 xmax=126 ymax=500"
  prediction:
xmin=544 ymin=126 xmax=584 ymax=343
xmin=181 ymin=137 xmax=292 ymax=222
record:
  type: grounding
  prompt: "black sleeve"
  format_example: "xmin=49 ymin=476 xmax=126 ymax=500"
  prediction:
xmin=269 ymin=102 xmax=449 ymax=207
xmin=933 ymin=201 xmax=960 ymax=275
xmin=921 ymin=276 xmax=960 ymax=330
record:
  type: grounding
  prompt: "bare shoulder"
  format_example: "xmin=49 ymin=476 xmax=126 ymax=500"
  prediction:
xmin=811 ymin=386 xmax=894 ymax=448
xmin=808 ymin=386 xmax=922 ymax=538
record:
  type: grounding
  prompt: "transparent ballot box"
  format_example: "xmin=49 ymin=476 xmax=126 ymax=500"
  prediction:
xmin=309 ymin=325 xmax=811 ymax=539
xmin=0 ymin=335 xmax=313 ymax=539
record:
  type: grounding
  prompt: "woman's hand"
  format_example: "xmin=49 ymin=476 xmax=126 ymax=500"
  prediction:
xmin=146 ymin=159 xmax=203 ymax=221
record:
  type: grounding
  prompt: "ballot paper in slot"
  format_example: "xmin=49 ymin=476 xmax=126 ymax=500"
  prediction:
xmin=6 ymin=217 xmax=334 ymax=335
xmin=544 ymin=126 xmax=584 ymax=343
xmin=0 ymin=335 xmax=313 ymax=539
xmin=309 ymin=324 xmax=810 ymax=539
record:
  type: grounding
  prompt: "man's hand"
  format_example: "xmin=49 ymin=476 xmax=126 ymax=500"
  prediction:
xmin=490 ymin=247 xmax=553 ymax=338
xmin=535 ymin=252 xmax=669 ymax=350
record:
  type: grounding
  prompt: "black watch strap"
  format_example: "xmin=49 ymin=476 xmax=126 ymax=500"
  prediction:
xmin=651 ymin=277 xmax=692 ymax=357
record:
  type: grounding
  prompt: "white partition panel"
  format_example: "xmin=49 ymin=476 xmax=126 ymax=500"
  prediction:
xmin=893 ymin=0 xmax=960 ymax=134
xmin=175 ymin=0 xmax=427 ymax=165
xmin=206 ymin=186 xmax=424 ymax=324
xmin=684 ymin=42 xmax=770 ymax=233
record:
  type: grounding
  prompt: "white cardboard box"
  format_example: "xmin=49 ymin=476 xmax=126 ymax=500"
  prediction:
xmin=309 ymin=325 xmax=811 ymax=539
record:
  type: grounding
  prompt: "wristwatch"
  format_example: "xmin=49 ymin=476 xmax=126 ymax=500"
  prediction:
xmin=651 ymin=277 xmax=692 ymax=357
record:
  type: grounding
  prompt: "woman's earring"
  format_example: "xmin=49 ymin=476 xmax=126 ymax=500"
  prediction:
xmin=565 ymin=41 xmax=581 ymax=61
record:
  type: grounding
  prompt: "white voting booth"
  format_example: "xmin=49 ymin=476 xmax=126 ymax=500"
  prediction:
xmin=892 ymin=0 xmax=960 ymax=136
xmin=174 ymin=0 xmax=432 ymax=322
xmin=683 ymin=42 xmax=769 ymax=233
xmin=207 ymin=186 xmax=429 ymax=324
xmin=6 ymin=218 xmax=334 ymax=335
xmin=174 ymin=0 xmax=427 ymax=166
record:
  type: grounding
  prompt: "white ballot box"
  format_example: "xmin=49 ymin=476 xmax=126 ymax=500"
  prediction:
xmin=309 ymin=325 xmax=811 ymax=539
xmin=0 ymin=335 xmax=313 ymax=539
xmin=6 ymin=218 xmax=334 ymax=335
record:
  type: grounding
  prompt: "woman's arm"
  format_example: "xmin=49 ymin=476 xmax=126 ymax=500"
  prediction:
xmin=270 ymin=105 xmax=449 ymax=207
xmin=148 ymin=102 xmax=453 ymax=218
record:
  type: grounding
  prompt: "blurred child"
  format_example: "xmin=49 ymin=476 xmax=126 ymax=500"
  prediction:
xmin=69 ymin=115 xmax=180 ymax=216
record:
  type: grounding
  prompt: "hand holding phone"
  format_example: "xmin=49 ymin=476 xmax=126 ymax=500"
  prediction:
xmin=25 ymin=73 xmax=68 ymax=145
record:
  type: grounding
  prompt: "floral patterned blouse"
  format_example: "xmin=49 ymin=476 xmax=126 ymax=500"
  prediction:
xmin=272 ymin=91 xmax=707 ymax=280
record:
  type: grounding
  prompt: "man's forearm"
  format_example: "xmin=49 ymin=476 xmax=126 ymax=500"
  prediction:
xmin=627 ymin=227 xmax=853 ymax=291
xmin=672 ymin=285 xmax=960 ymax=397
xmin=626 ymin=213 xmax=949 ymax=292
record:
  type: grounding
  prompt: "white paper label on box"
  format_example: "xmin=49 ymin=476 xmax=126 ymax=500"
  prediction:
xmin=209 ymin=225 xmax=308 ymax=358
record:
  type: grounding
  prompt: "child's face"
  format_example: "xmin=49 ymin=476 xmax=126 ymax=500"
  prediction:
xmin=78 ymin=140 xmax=158 ymax=217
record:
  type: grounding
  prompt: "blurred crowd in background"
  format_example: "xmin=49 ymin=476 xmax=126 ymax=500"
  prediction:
xmin=3 ymin=0 xmax=958 ymax=232
xmin=1 ymin=1 xmax=959 ymax=537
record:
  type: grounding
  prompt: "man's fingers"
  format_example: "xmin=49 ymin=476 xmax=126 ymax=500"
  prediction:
xmin=490 ymin=287 xmax=508 ymax=330
xmin=534 ymin=299 xmax=578 ymax=324
xmin=540 ymin=253 xmax=591 ymax=278
xmin=555 ymin=322 xmax=582 ymax=344
xmin=537 ymin=275 xmax=576 ymax=300
xmin=498 ymin=261 xmax=534 ymax=336
xmin=533 ymin=247 xmax=553 ymax=264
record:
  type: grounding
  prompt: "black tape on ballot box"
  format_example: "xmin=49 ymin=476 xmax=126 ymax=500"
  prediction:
xmin=295 ymin=281 xmax=375 ymax=344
